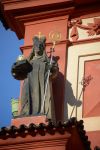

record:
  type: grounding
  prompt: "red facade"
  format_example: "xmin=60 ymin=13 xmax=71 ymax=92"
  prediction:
xmin=0 ymin=0 xmax=100 ymax=149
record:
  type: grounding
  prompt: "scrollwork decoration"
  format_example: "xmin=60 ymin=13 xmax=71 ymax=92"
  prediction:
xmin=68 ymin=18 xmax=100 ymax=41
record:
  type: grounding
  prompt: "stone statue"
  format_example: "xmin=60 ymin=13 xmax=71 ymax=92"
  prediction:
xmin=12 ymin=35 xmax=58 ymax=121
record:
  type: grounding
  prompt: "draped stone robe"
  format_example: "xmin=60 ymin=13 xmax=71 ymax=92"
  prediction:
xmin=20 ymin=55 xmax=55 ymax=121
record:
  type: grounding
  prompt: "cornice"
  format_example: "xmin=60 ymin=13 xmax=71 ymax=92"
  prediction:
xmin=20 ymin=40 xmax=68 ymax=53
xmin=0 ymin=118 xmax=91 ymax=150
xmin=2 ymin=0 xmax=73 ymax=10
xmin=1 ymin=0 xmax=74 ymax=39
xmin=15 ymin=7 xmax=74 ymax=24
xmin=70 ymin=1 xmax=100 ymax=19
xmin=20 ymin=37 xmax=100 ymax=52
xmin=70 ymin=37 xmax=100 ymax=46
xmin=1 ymin=0 xmax=100 ymax=40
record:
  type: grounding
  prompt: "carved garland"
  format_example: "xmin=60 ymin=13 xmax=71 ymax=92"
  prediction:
xmin=68 ymin=18 xmax=100 ymax=42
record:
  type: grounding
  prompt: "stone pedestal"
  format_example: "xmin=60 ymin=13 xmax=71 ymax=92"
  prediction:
xmin=11 ymin=115 xmax=48 ymax=127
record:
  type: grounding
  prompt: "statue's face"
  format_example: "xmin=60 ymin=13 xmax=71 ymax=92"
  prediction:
xmin=33 ymin=37 xmax=45 ymax=56
xmin=34 ymin=41 xmax=43 ymax=56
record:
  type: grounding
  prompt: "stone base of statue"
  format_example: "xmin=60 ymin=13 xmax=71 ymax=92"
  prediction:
xmin=11 ymin=115 xmax=48 ymax=127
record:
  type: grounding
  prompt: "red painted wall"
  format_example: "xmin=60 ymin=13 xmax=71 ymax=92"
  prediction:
xmin=83 ymin=60 xmax=100 ymax=118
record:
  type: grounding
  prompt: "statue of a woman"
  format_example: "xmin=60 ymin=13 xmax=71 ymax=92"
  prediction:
xmin=19 ymin=36 xmax=58 ymax=121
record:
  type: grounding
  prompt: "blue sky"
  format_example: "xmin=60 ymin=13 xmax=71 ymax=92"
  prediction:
xmin=0 ymin=21 xmax=23 ymax=127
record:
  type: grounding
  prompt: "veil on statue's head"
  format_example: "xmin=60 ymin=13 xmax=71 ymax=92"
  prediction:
xmin=32 ymin=35 xmax=46 ymax=56
xmin=33 ymin=36 xmax=46 ymax=48
xmin=29 ymin=35 xmax=49 ymax=62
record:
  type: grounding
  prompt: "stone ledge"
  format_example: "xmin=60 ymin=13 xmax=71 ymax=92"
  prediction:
xmin=11 ymin=115 xmax=48 ymax=127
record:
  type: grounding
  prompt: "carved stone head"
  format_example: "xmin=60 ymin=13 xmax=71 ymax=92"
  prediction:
xmin=33 ymin=36 xmax=46 ymax=56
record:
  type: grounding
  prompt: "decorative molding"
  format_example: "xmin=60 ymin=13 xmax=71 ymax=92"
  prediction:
xmin=15 ymin=7 xmax=73 ymax=23
xmin=1 ymin=0 xmax=74 ymax=39
xmin=20 ymin=40 xmax=68 ymax=52
xmin=68 ymin=18 xmax=100 ymax=42
xmin=2 ymin=0 xmax=73 ymax=8
xmin=77 ymin=54 xmax=100 ymax=131
xmin=69 ymin=1 xmax=100 ymax=19
xmin=0 ymin=118 xmax=91 ymax=150
xmin=69 ymin=37 xmax=100 ymax=45
xmin=66 ymin=43 xmax=100 ymax=132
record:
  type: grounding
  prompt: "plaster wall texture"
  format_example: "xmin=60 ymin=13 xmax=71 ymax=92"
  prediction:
xmin=65 ymin=42 xmax=100 ymax=149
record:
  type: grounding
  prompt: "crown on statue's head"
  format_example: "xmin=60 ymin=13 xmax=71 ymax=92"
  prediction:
xmin=37 ymin=32 xmax=45 ymax=39
xmin=33 ymin=32 xmax=46 ymax=42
